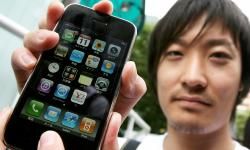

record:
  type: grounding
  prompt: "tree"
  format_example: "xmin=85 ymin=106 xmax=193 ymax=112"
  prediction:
xmin=128 ymin=23 xmax=166 ymax=134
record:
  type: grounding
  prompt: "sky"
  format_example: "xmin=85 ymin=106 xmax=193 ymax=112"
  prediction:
xmin=145 ymin=0 xmax=250 ymax=19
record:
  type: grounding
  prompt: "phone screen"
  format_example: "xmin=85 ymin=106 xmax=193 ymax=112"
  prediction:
xmin=5 ymin=4 xmax=136 ymax=150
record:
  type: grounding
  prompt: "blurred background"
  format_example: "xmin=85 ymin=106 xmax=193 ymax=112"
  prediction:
xmin=0 ymin=0 xmax=250 ymax=147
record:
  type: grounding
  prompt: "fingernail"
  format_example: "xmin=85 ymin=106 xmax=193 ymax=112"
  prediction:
xmin=21 ymin=53 xmax=36 ymax=66
xmin=37 ymin=30 xmax=46 ymax=42
xmin=130 ymin=61 xmax=138 ymax=83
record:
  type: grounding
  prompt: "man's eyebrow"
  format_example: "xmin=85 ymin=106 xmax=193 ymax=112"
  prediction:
xmin=171 ymin=38 xmax=237 ymax=53
xmin=204 ymin=39 xmax=236 ymax=50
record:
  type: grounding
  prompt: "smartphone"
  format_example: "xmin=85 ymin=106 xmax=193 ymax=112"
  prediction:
xmin=4 ymin=4 xmax=136 ymax=150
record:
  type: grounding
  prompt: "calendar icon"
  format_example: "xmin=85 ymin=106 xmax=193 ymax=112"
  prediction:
xmin=77 ymin=34 xmax=91 ymax=47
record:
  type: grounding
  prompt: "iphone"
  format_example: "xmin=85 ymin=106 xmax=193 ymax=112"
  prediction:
xmin=4 ymin=4 xmax=136 ymax=150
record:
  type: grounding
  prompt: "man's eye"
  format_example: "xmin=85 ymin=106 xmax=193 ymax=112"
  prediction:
xmin=210 ymin=52 xmax=232 ymax=64
xmin=210 ymin=52 xmax=231 ymax=59
xmin=164 ymin=51 xmax=183 ymax=57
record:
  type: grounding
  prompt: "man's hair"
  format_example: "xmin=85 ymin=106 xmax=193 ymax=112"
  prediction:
xmin=148 ymin=0 xmax=250 ymax=119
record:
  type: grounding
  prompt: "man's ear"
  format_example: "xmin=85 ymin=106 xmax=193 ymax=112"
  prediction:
xmin=239 ymin=83 xmax=244 ymax=92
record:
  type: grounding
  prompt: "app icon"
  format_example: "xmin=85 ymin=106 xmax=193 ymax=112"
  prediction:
xmin=92 ymin=39 xmax=106 ymax=52
xmin=54 ymin=84 xmax=70 ymax=99
xmin=107 ymin=44 xmax=121 ymax=57
xmin=48 ymin=62 xmax=60 ymax=73
xmin=62 ymin=29 xmax=78 ymax=43
xmin=62 ymin=66 xmax=78 ymax=81
xmin=80 ymin=117 xmax=97 ymax=134
xmin=54 ymin=45 xmax=69 ymax=57
xmin=70 ymin=50 xmax=85 ymax=63
xmin=26 ymin=100 xmax=44 ymax=117
xmin=101 ymin=60 xmax=115 ymax=74
xmin=77 ymin=34 xmax=91 ymax=47
xmin=78 ymin=74 xmax=93 ymax=86
xmin=37 ymin=78 xmax=54 ymax=93
xmin=71 ymin=89 xmax=87 ymax=105
xmin=85 ymin=55 xmax=100 ymax=68
xmin=62 ymin=112 xmax=79 ymax=128
xmin=95 ymin=77 xmax=109 ymax=92
xmin=44 ymin=106 xmax=61 ymax=122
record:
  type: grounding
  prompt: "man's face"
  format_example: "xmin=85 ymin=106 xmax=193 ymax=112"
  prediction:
xmin=156 ymin=17 xmax=242 ymax=134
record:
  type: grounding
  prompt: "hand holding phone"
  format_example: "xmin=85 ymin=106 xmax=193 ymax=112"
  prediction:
xmin=5 ymin=1 xmax=146 ymax=150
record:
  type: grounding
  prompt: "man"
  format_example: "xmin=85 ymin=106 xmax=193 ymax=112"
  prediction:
xmin=141 ymin=0 xmax=250 ymax=149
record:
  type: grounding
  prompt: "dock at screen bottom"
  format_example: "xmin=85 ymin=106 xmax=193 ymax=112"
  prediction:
xmin=20 ymin=99 xmax=100 ymax=141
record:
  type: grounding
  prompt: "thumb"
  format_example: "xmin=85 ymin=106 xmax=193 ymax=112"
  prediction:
xmin=102 ymin=112 xmax=122 ymax=150
xmin=37 ymin=131 xmax=64 ymax=150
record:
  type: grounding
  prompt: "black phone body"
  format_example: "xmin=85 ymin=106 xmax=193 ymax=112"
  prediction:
xmin=4 ymin=4 xmax=136 ymax=150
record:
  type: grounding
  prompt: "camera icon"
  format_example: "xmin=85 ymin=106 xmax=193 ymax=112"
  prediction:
xmin=107 ymin=44 xmax=121 ymax=57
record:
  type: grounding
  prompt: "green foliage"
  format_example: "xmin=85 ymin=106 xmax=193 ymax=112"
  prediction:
xmin=129 ymin=24 xmax=166 ymax=134
xmin=235 ymin=108 xmax=250 ymax=142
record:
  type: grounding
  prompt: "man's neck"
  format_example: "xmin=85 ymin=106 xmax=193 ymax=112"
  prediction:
xmin=164 ymin=124 xmax=235 ymax=150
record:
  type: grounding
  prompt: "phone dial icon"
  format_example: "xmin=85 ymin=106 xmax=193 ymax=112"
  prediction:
xmin=26 ymin=100 xmax=44 ymax=117
xmin=32 ymin=104 xmax=39 ymax=112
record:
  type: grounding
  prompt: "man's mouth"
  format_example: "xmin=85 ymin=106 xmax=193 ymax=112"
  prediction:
xmin=174 ymin=95 xmax=212 ymax=107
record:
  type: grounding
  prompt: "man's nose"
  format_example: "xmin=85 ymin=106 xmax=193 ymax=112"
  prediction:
xmin=180 ymin=58 xmax=207 ymax=90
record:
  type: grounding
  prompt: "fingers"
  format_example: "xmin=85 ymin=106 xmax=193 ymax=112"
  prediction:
xmin=37 ymin=131 xmax=65 ymax=150
xmin=11 ymin=47 xmax=36 ymax=92
xmin=102 ymin=112 xmax=121 ymax=150
xmin=114 ymin=61 xmax=147 ymax=120
xmin=102 ymin=65 xmax=143 ymax=150
xmin=93 ymin=0 xmax=113 ymax=15
xmin=14 ymin=0 xmax=62 ymax=91
xmin=0 ymin=107 xmax=12 ymax=139
xmin=12 ymin=30 xmax=59 ymax=92
xmin=39 ymin=0 xmax=113 ymax=30
xmin=0 ymin=107 xmax=12 ymax=149
xmin=24 ymin=30 xmax=59 ymax=53
xmin=39 ymin=0 xmax=64 ymax=30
